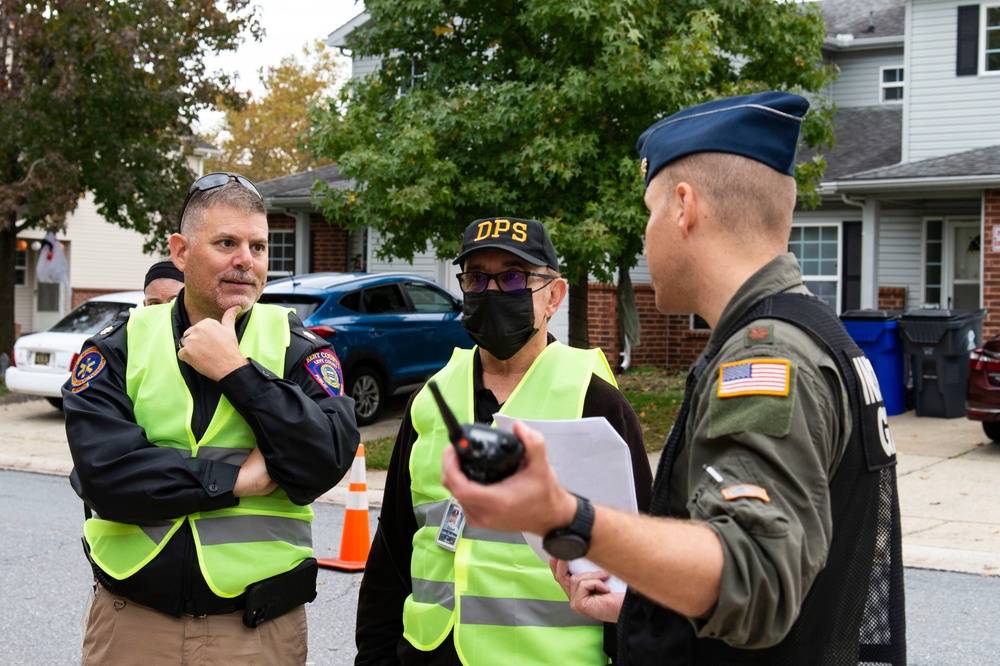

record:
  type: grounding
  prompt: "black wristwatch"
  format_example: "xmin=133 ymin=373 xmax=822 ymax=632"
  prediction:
xmin=543 ymin=493 xmax=594 ymax=560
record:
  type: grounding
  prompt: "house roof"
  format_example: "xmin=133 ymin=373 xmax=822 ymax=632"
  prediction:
xmin=831 ymin=144 xmax=1000 ymax=193
xmin=326 ymin=11 xmax=371 ymax=49
xmin=819 ymin=0 xmax=906 ymax=41
xmin=841 ymin=144 xmax=1000 ymax=180
xmin=802 ymin=106 xmax=902 ymax=181
xmin=256 ymin=163 xmax=353 ymax=206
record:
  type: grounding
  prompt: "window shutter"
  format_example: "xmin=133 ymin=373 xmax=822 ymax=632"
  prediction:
xmin=957 ymin=5 xmax=980 ymax=76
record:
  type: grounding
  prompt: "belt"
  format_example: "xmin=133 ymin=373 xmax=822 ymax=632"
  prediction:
xmin=92 ymin=563 xmax=246 ymax=618
xmin=181 ymin=594 xmax=246 ymax=617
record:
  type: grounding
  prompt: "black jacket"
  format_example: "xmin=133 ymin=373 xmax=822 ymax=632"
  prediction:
xmin=65 ymin=293 xmax=360 ymax=616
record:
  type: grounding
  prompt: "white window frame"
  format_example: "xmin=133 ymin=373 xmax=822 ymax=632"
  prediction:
xmin=789 ymin=223 xmax=842 ymax=313
xmin=981 ymin=3 xmax=1000 ymax=75
xmin=879 ymin=66 xmax=904 ymax=104
xmin=267 ymin=229 xmax=296 ymax=278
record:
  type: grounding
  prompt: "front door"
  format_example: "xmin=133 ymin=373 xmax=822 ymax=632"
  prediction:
xmin=33 ymin=282 xmax=63 ymax=331
xmin=924 ymin=218 xmax=981 ymax=310
xmin=950 ymin=220 xmax=981 ymax=310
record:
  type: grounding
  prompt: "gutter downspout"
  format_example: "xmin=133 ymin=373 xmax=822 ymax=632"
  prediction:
xmin=842 ymin=194 xmax=880 ymax=309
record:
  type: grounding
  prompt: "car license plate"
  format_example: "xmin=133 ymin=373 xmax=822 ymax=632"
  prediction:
xmin=34 ymin=352 xmax=50 ymax=366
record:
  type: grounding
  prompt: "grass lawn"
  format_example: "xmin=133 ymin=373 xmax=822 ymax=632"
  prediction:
xmin=363 ymin=366 xmax=686 ymax=470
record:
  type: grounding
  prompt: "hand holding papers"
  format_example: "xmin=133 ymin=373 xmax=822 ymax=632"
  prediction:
xmin=493 ymin=414 xmax=637 ymax=593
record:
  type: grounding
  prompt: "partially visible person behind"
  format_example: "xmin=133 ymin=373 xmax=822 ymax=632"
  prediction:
xmin=355 ymin=217 xmax=652 ymax=665
xmin=442 ymin=93 xmax=906 ymax=664
xmin=142 ymin=259 xmax=184 ymax=306
xmin=64 ymin=172 xmax=360 ymax=665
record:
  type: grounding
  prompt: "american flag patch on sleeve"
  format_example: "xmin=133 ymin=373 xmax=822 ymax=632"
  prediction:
xmin=717 ymin=359 xmax=791 ymax=398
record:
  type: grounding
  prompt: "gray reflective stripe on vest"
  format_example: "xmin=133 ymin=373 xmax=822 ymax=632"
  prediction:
xmin=194 ymin=446 xmax=252 ymax=466
xmin=197 ymin=514 xmax=312 ymax=547
xmin=412 ymin=577 xmax=456 ymax=611
xmin=461 ymin=596 xmax=602 ymax=627
xmin=139 ymin=520 xmax=175 ymax=543
xmin=415 ymin=500 xmax=525 ymax=545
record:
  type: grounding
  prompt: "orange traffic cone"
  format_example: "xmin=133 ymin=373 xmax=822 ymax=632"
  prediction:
xmin=318 ymin=444 xmax=371 ymax=572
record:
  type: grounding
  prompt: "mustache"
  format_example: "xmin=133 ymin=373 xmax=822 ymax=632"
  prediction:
xmin=220 ymin=271 xmax=259 ymax=287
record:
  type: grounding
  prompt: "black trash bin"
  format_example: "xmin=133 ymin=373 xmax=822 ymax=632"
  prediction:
xmin=899 ymin=308 xmax=986 ymax=418
xmin=840 ymin=310 xmax=906 ymax=416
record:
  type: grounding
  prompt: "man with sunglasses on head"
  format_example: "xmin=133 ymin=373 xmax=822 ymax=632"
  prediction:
xmin=355 ymin=217 xmax=652 ymax=665
xmin=64 ymin=172 xmax=360 ymax=665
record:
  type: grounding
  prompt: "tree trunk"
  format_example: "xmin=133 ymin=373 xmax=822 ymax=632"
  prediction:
xmin=567 ymin=276 xmax=589 ymax=349
xmin=0 ymin=218 xmax=17 ymax=370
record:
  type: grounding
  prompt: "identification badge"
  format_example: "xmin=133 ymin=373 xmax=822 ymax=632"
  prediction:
xmin=436 ymin=499 xmax=466 ymax=551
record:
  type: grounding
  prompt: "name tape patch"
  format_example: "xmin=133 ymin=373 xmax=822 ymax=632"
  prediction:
xmin=717 ymin=359 xmax=791 ymax=398
xmin=721 ymin=484 xmax=771 ymax=503
xmin=305 ymin=349 xmax=344 ymax=397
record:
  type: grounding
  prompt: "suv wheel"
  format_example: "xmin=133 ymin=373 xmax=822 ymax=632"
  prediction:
xmin=983 ymin=421 xmax=1000 ymax=442
xmin=348 ymin=367 xmax=384 ymax=426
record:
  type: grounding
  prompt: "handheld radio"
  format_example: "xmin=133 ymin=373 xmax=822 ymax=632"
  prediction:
xmin=428 ymin=381 xmax=524 ymax=484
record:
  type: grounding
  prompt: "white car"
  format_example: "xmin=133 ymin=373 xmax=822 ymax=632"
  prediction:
xmin=5 ymin=291 xmax=144 ymax=409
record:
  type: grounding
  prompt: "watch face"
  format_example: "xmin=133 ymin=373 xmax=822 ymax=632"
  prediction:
xmin=543 ymin=533 xmax=588 ymax=561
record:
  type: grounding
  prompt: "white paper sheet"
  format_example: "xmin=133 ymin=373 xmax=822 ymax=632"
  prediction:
xmin=493 ymin=414 xmax=637 ymax=593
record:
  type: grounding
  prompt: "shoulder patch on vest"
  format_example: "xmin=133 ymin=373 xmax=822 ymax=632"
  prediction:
xmin=305 ymin=349 xmax=344 ymax=397
xmin=708 ymin=361 xmax=797 ymax=439
xmin=70 ymin=346 xmax=107 ymax=393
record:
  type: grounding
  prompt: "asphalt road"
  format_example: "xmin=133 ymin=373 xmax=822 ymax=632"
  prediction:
xmin=3 ymin=469 xmax=1000 ymax=665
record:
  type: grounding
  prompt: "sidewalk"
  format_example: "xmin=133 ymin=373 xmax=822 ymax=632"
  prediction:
xmin=3 ymin=398 xmax=999 ymax=576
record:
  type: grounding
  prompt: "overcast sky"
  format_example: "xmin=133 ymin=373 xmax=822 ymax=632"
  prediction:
xmin=196 ymin=0 xmax=365 ymax=132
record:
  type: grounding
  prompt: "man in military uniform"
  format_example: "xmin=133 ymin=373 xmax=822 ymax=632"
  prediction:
xmin=65 ymin=172 xmax=360 ymax=665
xmin=443 ymin=92 xmax=906 ymax=664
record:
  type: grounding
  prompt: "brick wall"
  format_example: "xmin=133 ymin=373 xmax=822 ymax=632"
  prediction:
xmin=588 ymin=282 xmax=708 ymax=373
xmin=985 ymin=189 xmax=1000 ymax=339
xmin=878 ymin=286 xmax=906 ymax=311
xmin=309 ymin=213 xmax=349 ymax=272
xmin=265 ymin=212 xmax=350 ymax=273
xmin=71 ymin=288 xmax=122 ymax=309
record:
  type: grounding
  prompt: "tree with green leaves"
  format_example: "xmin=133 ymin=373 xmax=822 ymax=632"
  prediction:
xmin=0 ymin=0 xmax=261 ymax=357
xmin=308 ymin=0 xmax=836 ymax=347
xmin=204 ymin=40 xmax=345 ymax=182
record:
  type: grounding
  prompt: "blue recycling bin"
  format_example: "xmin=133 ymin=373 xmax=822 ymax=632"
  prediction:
xmin=841 ymin=310 xmax=906 ymax=416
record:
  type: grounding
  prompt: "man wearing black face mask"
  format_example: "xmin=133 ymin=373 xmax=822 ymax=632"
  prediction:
xmin=355 ymin=217 xmax=652 ymax=665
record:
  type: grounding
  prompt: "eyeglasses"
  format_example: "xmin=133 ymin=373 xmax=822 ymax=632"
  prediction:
xmin=457 ymin=270 xmax=556 ymax=294
xmin=178 ymin=172 xmax=262 ymax=230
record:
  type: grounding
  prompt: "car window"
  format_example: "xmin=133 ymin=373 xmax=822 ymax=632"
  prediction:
xmin=362 ymin=285 xmax=408 ymax=314
xmin=257 ymin=294 xmax=325 ymax=319
xmin=404 ymin=282 xmax=458 ymax=313
xmin=49 ymin=301 xmax=136 ymax=335
xmin=339 ymin=291 xmax=362 ymax=313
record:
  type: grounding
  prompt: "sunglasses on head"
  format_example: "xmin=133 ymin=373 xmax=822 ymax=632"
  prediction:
xmin=456 ymin=270 xmax=556 ymax=294
xmin=178 ymin=172 xmax=262 ymax=231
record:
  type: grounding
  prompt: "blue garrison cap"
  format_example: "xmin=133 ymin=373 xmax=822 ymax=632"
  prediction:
xmin=636 ymin=91 xmax=809 ymax=187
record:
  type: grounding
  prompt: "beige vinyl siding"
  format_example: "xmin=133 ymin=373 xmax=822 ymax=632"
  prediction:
xmin=64 ymin=194 xmax=152 ymax=290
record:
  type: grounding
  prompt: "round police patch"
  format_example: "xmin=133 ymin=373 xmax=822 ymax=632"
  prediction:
xmin=304 ymin=349 xmax=344 ymax=397
xmin=70 ymin=346 xmax=106 ymax=393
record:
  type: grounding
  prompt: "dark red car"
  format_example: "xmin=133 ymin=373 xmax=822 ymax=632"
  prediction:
xmin=967 ymin=333 xmax=1000 ymax=441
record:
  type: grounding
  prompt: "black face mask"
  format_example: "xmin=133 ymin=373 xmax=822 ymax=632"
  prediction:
xmin=461 ymin=289 xmax=539 ymax=361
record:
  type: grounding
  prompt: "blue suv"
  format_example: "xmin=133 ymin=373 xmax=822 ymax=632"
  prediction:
xmin=259 ymin=273 xmax=473 ymax=425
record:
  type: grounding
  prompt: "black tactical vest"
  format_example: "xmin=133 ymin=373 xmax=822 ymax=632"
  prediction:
xmin=618 ymin=293 xmax=907 ymax=665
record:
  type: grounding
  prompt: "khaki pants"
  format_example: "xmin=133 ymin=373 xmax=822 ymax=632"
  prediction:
xmin=81 ymin=585 xmax=308 ymax=665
